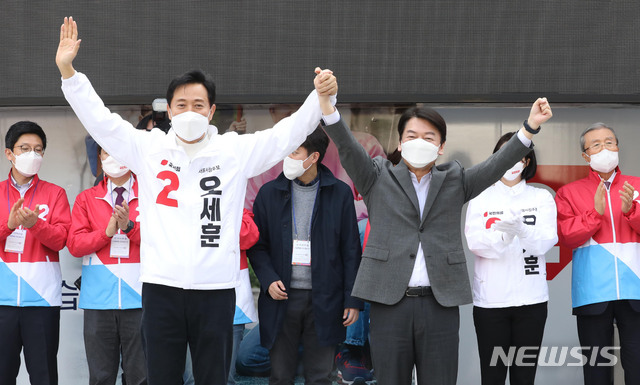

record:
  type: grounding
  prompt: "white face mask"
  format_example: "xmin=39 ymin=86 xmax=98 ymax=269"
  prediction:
xmin=503 ymin=162 xmax=525 ymax=181
xmin=588 ymin=149 xmax=619 ymax=173
xmin=400 ymin=139 xmax=439 ymax=169
xmin=12 ymin=151 xmax=42 ymax=177
xmin=283 ymin=154 xmax=313 ymax=180
xmin=171 ymin=111 xmax=210 ymax=142
xmin=101 ymin=156 xmax=129 ymax=178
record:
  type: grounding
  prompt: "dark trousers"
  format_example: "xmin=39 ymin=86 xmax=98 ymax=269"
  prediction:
xmin=84 ymin=308 xmax=146 ymax=385
xmin=369 ymin=293 xmax=459 ymax=385
xmin=269 ymin=289 xmax=335 ymax=385
xmin=577 ymin=300 xmax=640 ymax=385
xmin=0 ymin=306 xmax=60 ymax=385
xmin=141 ymin=283 xmax=235 ymax=385
xmin=473 ymin=302 xmax=547 ymax=385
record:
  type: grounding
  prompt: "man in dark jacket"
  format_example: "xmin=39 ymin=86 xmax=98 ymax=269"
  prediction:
xmin=248 ymin=127 xmax=363 ymax=385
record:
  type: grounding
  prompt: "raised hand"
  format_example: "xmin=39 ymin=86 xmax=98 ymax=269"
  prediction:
xmin=314 ymin=67 xmax=337 ymax=115
xmin=56 ymin=16 xmax=82 ymax=79
xmin=314 ymin=67 xmax=337 ymax=96
xmin=594 ymin=179 xmax=606 ymax=215
xmin=527 ymin=97 xmax=553 ymax=129
xmin=620 ymin=181 xmax=636 ymax=214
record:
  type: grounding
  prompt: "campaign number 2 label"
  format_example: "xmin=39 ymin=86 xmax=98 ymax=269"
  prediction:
xmin=156 ymin=170 xmax=179 ymax=207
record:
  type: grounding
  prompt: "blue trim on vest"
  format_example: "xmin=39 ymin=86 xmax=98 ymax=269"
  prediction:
xmin=0 ymin=262 xmax=50 ymax=306
xmin=572 ymin=244 xmax=640 ymax=307
xmin=79 ymin=264 xmax=141 ymax=309
xmin=233 ymin=305 xmax=252 ymax=325
xmin=572 ymin=245 xmax=616 ymax=307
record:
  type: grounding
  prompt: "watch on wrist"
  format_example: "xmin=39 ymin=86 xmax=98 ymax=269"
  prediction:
xmin=122 ymin=220 xmax=134 ymax=234
xmin=523 ymin=120 xmax=541 ymax=135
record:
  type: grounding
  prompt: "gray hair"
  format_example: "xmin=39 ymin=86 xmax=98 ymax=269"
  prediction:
xmin=579 ymin=123 xmax=619 ymax=152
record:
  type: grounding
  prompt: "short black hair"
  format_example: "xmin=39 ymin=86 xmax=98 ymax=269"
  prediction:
xmin=5 ymin=121 xmax=47 ymax=150
xmin=492 ymin=132 xmax=537 ymax=181
xmin=397 ymin=106 xmax=446 ymax=144
xmin=301 ymin=127 xmax=329 ymax=163
xmin=166 ymin=69 xmax=216 ymax=107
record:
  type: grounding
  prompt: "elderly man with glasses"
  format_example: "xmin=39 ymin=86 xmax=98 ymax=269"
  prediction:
xmin=556 ymin=123 xmax=640 ymax=385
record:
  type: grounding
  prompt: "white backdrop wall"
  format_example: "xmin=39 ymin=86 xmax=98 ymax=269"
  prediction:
xmin=3 ymin=102 xmax=638 ymax=384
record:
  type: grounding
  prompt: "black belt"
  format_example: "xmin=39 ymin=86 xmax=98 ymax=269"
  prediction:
xmin=405 ymin=286 xmax=433 ymax=297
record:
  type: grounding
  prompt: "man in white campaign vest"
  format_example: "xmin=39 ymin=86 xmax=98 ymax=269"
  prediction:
xmin=55 ymin=16 xmax=337 ymax=384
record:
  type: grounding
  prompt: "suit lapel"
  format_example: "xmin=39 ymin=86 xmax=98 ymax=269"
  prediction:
xmin=390 ymin=161 xmax=420 ymax=214
xmin=421 ymin=166 xmax=445 ymax=225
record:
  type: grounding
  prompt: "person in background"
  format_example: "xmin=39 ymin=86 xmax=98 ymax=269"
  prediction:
xmin=465 ymin=132 xmax=557 ymax=385
xmin=136 ymin=98 xmax=171 ymax=133
xmin=67 ymin=145 xmax=146 ymax=385
xmin=248 ymin=127 xmax=362 ymax=385
xmin=243 ymin=106 xmax=386 ymax=222
xmin=0 ymin=121 xmax=72 ymax=385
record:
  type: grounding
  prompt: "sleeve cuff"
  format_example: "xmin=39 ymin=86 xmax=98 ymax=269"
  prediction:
xmin=624 ymin=201 xmax=637 ymax=218
xmin=322 ymin=110 xmax=341 ymax=126
xmin=60 ymin=70 xmax=81 ymax=85
xmin=517 ymin=129 xmax=532 ymax=147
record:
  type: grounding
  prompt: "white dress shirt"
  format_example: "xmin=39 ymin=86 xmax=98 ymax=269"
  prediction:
xmin=408 ymin=171 xmax=432 ymax=286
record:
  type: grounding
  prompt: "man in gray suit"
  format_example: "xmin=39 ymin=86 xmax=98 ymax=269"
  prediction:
xmin=317 ymin=86 xmax=552 ymax=384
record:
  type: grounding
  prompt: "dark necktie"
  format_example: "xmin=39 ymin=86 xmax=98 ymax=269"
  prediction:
xmin=114 ymin=187 xmax=125 ymax=207
xmin=604 ymin=181 xmax=611 ymax=189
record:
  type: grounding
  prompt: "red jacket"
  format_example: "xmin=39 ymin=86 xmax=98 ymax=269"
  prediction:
xmin=0 ymin=173 xmax=71 ymax=307
xmin=67 ymin=176 xmax=141 ymax=309
xmin=234 ymin=209 xmax=260 ymax=324
xmin=556 ymin=167 xmax=640 ymax=307
xmin=67 ymin=176 xmax=140 ymax=264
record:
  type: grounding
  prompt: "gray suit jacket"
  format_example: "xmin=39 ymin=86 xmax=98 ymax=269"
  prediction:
xmin=324 ymin=119 xmax=533 ymax=306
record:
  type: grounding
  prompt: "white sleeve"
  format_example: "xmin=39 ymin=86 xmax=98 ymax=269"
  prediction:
xmin=464 ymin=195 xmax=522 ymax=259
xmin=61 ymin=72 xmax=149 ymax=174
xmin=518 ymin=189 xmax=558 ymax=255
xmin=517 ymin=129 xmax=532 ymax=147
xmin=322 ymin=109 xmax=341 ymax=126
xmin=234 ymin=90 xmax=324 ymax=178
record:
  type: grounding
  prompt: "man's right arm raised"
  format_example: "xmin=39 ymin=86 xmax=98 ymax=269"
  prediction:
xmin=56 ymin=17 xmax=146 ymax=173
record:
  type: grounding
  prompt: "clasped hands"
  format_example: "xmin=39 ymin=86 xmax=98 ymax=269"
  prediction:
xmin=491 ymin=210 xmax=531 ymax=242
xmin=106 ymin=201 xmax=131 ymax=238
xmin=7 ymin=198 xmax=40 ymax=230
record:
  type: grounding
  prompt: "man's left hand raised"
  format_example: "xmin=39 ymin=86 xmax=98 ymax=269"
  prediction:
xmin=521 ymin=98 xmax=553 ymax=140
